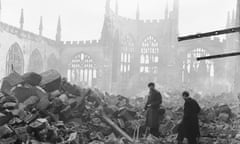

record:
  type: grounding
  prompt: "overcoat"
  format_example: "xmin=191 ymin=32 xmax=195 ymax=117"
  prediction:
xmin=145 ymin=89 xmax=162 ymax=128
xmin=180 ymin=98 xmax=201 ymax=138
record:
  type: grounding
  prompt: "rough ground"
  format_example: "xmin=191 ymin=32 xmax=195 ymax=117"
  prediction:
xmin=0 ymin=70 xmax=240 ymax=144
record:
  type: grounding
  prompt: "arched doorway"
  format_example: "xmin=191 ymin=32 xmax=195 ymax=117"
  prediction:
xmin=182 ymin=48 xmax=214 ymax=90
xmin=6 ymin=43 xmax=24 ymax=75
xmin=140 ymin=35 xmax=159 ymax=74
xmin=28 ymin=49 xmax=43 ymax=73
xmin=67 ymin=53 xmax=97 ymax=87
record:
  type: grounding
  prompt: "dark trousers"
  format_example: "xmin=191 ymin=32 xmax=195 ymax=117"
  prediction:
xmin=177 ymin=123 xmax=198 ymax=144
xmin=150 ymin=127 xmax=159 ymax=138
xmin=177 ymin=136 xmax=198 ymax=144
xmin=187 ymin=137 xmax=197 ymax=144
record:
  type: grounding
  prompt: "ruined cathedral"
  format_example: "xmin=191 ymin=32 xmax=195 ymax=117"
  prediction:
xmin=0 ymin=0 xmax=238 ymax=96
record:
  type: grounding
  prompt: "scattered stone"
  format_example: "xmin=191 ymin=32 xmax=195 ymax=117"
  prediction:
xmin=0 ymin=70 xmax=239 ymax=143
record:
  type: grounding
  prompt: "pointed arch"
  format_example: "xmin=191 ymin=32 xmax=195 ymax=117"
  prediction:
xmin=28 ymin=49 xmax=43 ymax=73
xmin=183 ymin=48 xmax=214 ymax=75
xmin=182 ymin=48 xmax=215 ymax=84
xmin=6 ymin=43 xmax=24 ymax=75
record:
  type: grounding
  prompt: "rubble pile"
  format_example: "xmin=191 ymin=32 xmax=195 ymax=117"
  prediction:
xmin=1 ymin=70 xmax=240 ymax=144
xmin=0 ymin=70 xmax=144 ymax=144
xmin=197 ymin=104 xmax=240 ymax=144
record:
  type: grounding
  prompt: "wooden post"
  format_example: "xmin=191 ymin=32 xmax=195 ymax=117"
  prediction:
xmin=100 ymin=111 xmax=134 ymax=142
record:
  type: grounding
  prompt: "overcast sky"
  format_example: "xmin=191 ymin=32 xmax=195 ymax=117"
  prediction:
xmin=1 ymin=0 xmax=237 ymax=41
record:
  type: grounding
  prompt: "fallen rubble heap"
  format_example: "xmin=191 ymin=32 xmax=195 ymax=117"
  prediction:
xmin=1 ymin=70 xmax=240 ymax=144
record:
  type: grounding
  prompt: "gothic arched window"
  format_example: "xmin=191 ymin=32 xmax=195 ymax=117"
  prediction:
xmin=182 ymin=48 xmax=214 ymax=82
xmin=120 ymin=35 xmax=134 ymax=79
xmin=67 ymin=53 xmax=97 ymax=87
xmin=28 ymin=49 xmax=43 ymax=73
xmin=6 ymin=43 xmax=24 ymax=75
xmin=140 ymin=36 xmax=159 ymax=74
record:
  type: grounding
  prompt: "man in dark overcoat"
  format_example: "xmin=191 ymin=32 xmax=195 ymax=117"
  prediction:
xmin=177 ymin=91 xmax=201 ymax=144
xmin=144 ymin=82 xmax=162 ymax=137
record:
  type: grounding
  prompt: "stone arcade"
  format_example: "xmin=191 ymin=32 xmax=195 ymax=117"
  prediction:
xmin=0 ymin=0 xmax=237 ymax=96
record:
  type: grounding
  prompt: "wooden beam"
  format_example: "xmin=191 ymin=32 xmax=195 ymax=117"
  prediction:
xmin=197 ymin=52 xmax=240 ymax=61
xmin=178 ymin=27 xmax=240 ymax=41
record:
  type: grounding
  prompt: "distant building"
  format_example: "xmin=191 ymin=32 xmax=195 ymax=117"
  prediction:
xmin=0 ymin=0 xmax=237 ymax=95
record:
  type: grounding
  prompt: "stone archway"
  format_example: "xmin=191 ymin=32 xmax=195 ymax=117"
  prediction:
xmin=28 ymin=49 xmax=43 ymax=73
xmin=6 ymin=43 xmax=24 ymax=75
xmin=67 ymin=52 xmax=97 ymax=87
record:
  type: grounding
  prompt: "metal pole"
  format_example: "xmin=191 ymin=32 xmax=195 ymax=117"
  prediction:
xmin=197 ymin=52 xmax=240 ymax=61
xmin=178 ymin=27 xmax=240 ymax=41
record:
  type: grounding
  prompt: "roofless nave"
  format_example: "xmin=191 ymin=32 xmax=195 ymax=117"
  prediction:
xmin=0 ymin=0 xmax=238 ymax=96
